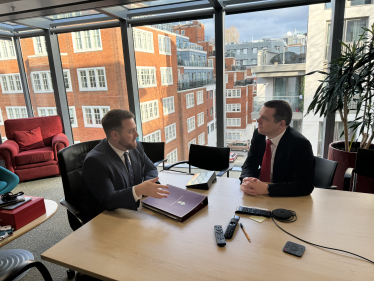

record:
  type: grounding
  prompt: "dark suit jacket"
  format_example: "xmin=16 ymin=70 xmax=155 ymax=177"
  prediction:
xmin=240 ymin=126 xmax=315 ymax=197
xmin=81 ymin=139 xmax=157 ymax=223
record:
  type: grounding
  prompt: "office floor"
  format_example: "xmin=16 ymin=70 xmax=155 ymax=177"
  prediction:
xmin=1 ymin=168 xmax=241 ymax=281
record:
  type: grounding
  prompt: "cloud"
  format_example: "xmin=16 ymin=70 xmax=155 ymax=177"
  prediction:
xmin=200 ymin=5 xmax=309 ymax=42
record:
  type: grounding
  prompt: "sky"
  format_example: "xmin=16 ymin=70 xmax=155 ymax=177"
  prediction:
xmin=200 ymin=5 xmax=309 ymax=42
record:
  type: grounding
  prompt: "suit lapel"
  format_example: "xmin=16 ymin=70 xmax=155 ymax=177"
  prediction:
xmin=104 ymin=139 xmax=130 ymax=188
xmin=273 ymin=127 xmax=291 ymax=181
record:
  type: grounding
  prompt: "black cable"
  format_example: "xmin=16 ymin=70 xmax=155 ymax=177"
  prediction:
xmin=271 ymin=214 xmax=374 ymax=264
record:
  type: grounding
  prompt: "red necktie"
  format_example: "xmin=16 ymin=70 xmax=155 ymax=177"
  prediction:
xmin=260 ymin=140 xmax=272 ymax=182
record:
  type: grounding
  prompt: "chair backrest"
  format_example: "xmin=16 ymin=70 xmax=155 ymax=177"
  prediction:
xmin=141 ymin=142 xmax=165 ymax=163
xmin=355 ymin=148 xmax=374 ymax=179
xmin=314 ymin=156 xmax=338 ymax=188
xmin=4 ymin=116 xmax=63 ymax=147
xmin=188 ymin=144 xmax=230 ymax=171
xmin=57 ymin=140 xmax=101 ymax=209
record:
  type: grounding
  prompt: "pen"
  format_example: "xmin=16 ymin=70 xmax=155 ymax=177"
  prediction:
xmin=240 ymin=223 xmax=250 ymax=242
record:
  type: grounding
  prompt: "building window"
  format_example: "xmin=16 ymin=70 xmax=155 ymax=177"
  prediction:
xmin=6 ymin=106 xmax=27 ymax=119
xmin=32 ymin=70 xmax=73 ymax=93
xmin=253 ymin=47 xmax=258 ymax=54
xmin=181 ymin=30 xmax=185 ymax=35
xmin=236 ymin=49 xmax=240 ymax=55
xmin=137 ymin=67 xmax=157 ymax=88
xmin=225 ymin=74 xmax=228 ymax=83
xmin=63 ymin=70 xmax=73 ymax=91
xmin=252 ymin=59 xmax=258 ymax=65
xmin=226 ymin=104 xmax=241 ymax=112
xmin=77 ymin=67 xmax=107 ymax=91
xmin=186 ymin=93 xmax=194 ymax=109
xmin=140 ymin=100 xmax=159 ymax=123
xmin=163 ymin=96 xmax=175 ymax=115
xmin=227 ymin=118 xmax=241 ymax=127
xmin=208 ymin=59 xmax=213 ymax=68
xmin=82 ymin=106 xmax=109 ymax=127
xmin=243 ymin=59 xmax=248 ymax=65
xmin=226 ymin=89 xmax=241 ymax=98
xmin=187 ymin=116 xmax=195 ymax=133
xmin=234 ymin=73 xmax=237 ymax=82
xmin=161 ymin=67 xmax=173 ymax=85
xmin=197 ymin=90 xmax=204 ymax=105
xmin=38 ymin=106 xmax=78 ymax=127
xmin=133 ymin=28 xmax=154 ymax=53
xmin=0 ymin=40 xmax=16 ymax=60
xmin=175 ymin=30 xmax=179 ymax=34
xmin=0 ymin=108 xmax=3 ymax=125
xmin=197 ymin=112 xmax=204 ymax=127
xmin=345 ymin=18 xmax=367 ymax=43
xmin=188 ymin=138 xmax=196 ymax=150
xmin=210 ymin=107 xmax=213 ymax=116
xmin=227 ymin=132 xmax=241 ymax=141
xmin=143 ymin=130 xmax=161 ymax=142
xmin=350 ymin=0 xmax=371 ymax=6
xmin=158 ymin=35 xmax=171 ymax=55
xmin=211 ymin=123 xmax=214 ymax=132
xmin=0 ymin=74 xmax=23 ymax=93
xmin=33 ymin=36 xmax=47 ymax=55
xmin=243 ymin=48 xmax=248 ymax=55
xmin=73 ymin=30 xmax=102 ymax=52
xmin=210 ymin=91 xmax=213 ymax=98
xmin=198 ymin=133 xmax=205 ymax=145
xmin=165 ymin=123 xmax=177 ymax=143
xmin=167 ymin=149 xmax=178 ymax=164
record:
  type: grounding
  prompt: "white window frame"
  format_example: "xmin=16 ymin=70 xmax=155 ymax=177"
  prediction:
xmin=188 ymin=139 xmax=196 ymax=150
xmin=6 ymin=106 xmax=27 ymax=119
xmin=31 ymin=70 xmax=72 ymax=93
xmin=243 ymin=48 xmax=248 ymax=55
xmin=163 ymin=96 xmax=175 ymax=115
xmin=207 ymin=59 xmax=213 ymax=68
xmin=160 ymin=67 xmax=173 ymax=86
xmin=198 ymin=133 xmax=205 ymax=145
xmin=167 ymin=149 xmax=178 ymax=164
xmin=226 ymin=104 xmax=241 ymax=112
xmin=197 ymin=112 xmax=204 ymax=127
xmin=32 ymin=36 xmax=47 ymax=55
xmin=0 ymin=108 xmax=3 ymax=125
xmin=226 ymin=132 xmax=241 ymax=141
xmin=136 ymin=67 xmax=157 ymax=88
xmin=72 ymin=30 xmax=102 ymax=53
xmin=143 ymin=130 xmax=161 ymax=142
xmin=140 ymin=100 xmax=159 ymax=123
xmin=37 ymin=106 xmax=78 ymax=128
xmin=0 ymin=40 xmax=16 ymax=60
xmin=181 ymin=30 xmax=185 ymax=35
xmin=187 ymin=116 xmax=196 ymax=133
xmin=186 ymin=93 xmax=194 ymax=109
xmin=158 ymin=35 xmax=171 ymax=55
xmin=253 ymin=47 xmax=258 ymax=54
xmin=165 ymin=123 xmax=177 ymax=143
xmin=77 ymin=67 xmax=108 ymax=91
xmin=82 ymin=106 xmax=110 ymax=128
xmin=133 ymin=28 xmax=154 ymax=53
xmin=63 ymin=69 xmax=73 ymax=92
xmin=226 ymin=89 xmax=241 ymax=98
xmin=0 ymin=74 xmax=23 ymax=93
xmin=226 ymin=118 xmax=241 ymax=127
xmin=196 ymin=90 xmax=204 ymax=105
xmin=225 ymin=74 xmax=228 ymax=83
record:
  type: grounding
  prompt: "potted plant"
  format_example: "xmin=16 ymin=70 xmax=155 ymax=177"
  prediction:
xmin=305 ymin=25 xmax=374 ymax=192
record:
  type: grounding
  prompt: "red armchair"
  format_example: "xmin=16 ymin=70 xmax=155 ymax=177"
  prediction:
xmin=0 ymin=116 xmax=69 ymax=182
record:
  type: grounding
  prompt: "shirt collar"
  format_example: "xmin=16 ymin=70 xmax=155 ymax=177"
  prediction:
xmin=108 ymin=139 xmax=128 ymax=158
xmin=266 ymin=127 xmax=287 ymax=146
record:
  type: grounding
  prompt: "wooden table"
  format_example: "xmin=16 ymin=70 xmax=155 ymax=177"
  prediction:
xmin=42 ymin=172 xmax=374 ymax=280
xmin=0 ymin=199 xmax=58 ymax=247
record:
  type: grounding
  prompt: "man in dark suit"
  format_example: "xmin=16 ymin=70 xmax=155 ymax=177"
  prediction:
xmin=81 ymin=109 xmax=170 ymax=223
xmin=240 ymin=100 xmax=314 ymax=197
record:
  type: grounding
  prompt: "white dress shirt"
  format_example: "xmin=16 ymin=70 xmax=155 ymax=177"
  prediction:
xmin=108 ymin=141 xmax=142 ymax=201
xmin=266 ymin=128 xmax=287 ymax=182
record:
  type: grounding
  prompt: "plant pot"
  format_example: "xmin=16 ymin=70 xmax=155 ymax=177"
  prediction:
xmin=328 ymin=141 xmax=374 ymax=193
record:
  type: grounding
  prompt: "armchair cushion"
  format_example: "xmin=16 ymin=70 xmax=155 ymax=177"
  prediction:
xmin=15 ymin=147 xmax=54 ymax=166
xmin=0 ymin=140 xmax=20 ymax=172
xmin=52 ymin=133 xmax=69 ymax=160
xmin=13 ymin=127 xmax=45 ymax=152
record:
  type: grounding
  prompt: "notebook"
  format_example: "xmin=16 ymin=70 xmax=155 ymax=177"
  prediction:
xmin=0 ymin=195 xmax=25 ymax=208
xmin=0 ymin=197 xmax=32 ymax=210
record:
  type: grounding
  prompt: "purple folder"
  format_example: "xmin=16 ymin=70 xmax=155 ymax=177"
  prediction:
xmin=142 ymin=184 xmax=208 ymax=222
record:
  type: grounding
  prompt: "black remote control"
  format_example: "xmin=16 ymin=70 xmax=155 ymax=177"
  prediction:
xmin=283 ymin=241 xmax=305 ymax=257
xmin=235 ymin=206 xmax=272 ymax=218
xmin=214 ymin=225 xmax=226 ymax=247
xmin=224 ymin=215 xmax=240 ymax=239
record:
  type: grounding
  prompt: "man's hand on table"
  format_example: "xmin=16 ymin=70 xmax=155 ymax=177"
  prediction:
xmin=135 ymin=177 xmax=170 ymax=199
xmin=241 ymin=177 xmax=269 ymax=196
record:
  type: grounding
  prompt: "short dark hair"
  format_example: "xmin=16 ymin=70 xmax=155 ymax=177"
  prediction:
xmin=263 ymin=100 xmax=292 ymax=126
xmin=101 ymin=109 xmax=135 ymax=137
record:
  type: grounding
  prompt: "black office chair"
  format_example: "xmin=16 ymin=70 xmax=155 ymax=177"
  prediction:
xmin=164 ymin=144 xmax=232 ymax=177
xmin=0 ymin=261 xmax=52 ymax=281
xmin=344 ymin=148 xmax=374 ymax=192
xmin=141 ymin=142 xmax=167 ymax=169
xmin=314 ymin=156 xmax=338 ymax=189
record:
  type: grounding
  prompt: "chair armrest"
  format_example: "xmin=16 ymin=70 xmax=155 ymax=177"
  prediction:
xmin=164 ymin=160 xmax=189 ymax=170
xmin=60 ymin=199 xmax=84 ymax=226
xmin=0 ymin=260 xmax=52 ymax=281
xmin=217 ymin=167 xmax=233 ymax=177
xmin=52 ymin=133 xmax=69 ymax=160
xmin=315 ymin=185 xmax=337 ymax=190
xmin=0 ymin=140 xmax=19 ymax=172
xmin=154 ymin=159 xmax=168 ymax=168
xmin=344 ymin=168 xmax=354 ymax=191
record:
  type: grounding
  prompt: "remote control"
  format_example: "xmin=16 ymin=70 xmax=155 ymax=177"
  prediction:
xmin=224 ymin=215 xmax=240 ymax=239
xmin=235 ymin=206 xmax=272 ymax=218
xmin=214 ymin=225 xmax=226 ymax=247
xmin=283 ymin=241 xmax=305 ymax=257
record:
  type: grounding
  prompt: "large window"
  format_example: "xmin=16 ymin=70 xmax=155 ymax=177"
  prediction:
xmin=73 ymin=30 xmax=102 ymax=52
xmin=186 ymin=93 xmax=194 ymax=109
xmin=82 ymin=106 xmax=109 ymax=127
xmin=133 ymin=28 xmax=154 ymax=53
xmin=32 ymin=70 xmax=72 ymax=93
xmin=158 ymin=35 xmax=171 ymax=55
xmin=197 ymin=90 xmax=204 ymax=105
xmin=227 ymin=132 xmax=241 ymax=141
xmin=198 ymin=132 xmax=205 ymax=145
xmin=165 ymin=123 xmax=177 ymax=143
xmin=6 ymin=106 xmax=27 ymax=119
xmin=345 ymin=18 xmax=367 ymax=43
xmin=0 ymin=40 xmax=16 ymax=60
xmin=140 ymin=100 xmax=159 ymax=122
xmin=37 ymin=106 xmax=78 ymax=127
xmin=0 ymin=74 xmax=22 ymax=93
xmin=197 ymin=112 xmax=204 ymax=127
xmin=0 ymin=108 xmax=3 ymax=125
xmin=167 ymin=149 xmax=178 ymax=164
xmin=226 ymin=104 xmax=241 ymax=112
xmin=33 ymin=36 xmax=47 ymax=55
xmin=163 ymin=96 xmax=175 ymax=115
xmin=77 ymin=67 xmax=107 ymax=91
xmin=350 ymin=0 xmax=372 ymax=6
xmin=143 ymin=130 xmax=161 ymax=142
xmin=187 ymin=116 xmax=196 ymax=132
xmin=226 ymin=118 xmax=241 ymax=127
xmin=226 ymin=89 xmax=241 ymax=98
xmin=161 ymin=67 xmax=173 ymax=85
xmin=136 ymin=67 xmax=157 ymax=88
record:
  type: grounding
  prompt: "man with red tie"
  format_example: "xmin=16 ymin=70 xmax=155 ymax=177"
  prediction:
xmin=240 ymin=100 xmax=315 ymax=197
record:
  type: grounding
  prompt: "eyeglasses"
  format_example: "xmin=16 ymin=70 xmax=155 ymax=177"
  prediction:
xmin=1 ymin=192 xmax=24 ymax=202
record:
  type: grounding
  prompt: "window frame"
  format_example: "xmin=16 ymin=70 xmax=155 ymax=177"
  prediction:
xmin=0 ymin=73 xmax=23 ymax=94
xmin=163 ymin=96 xmax=175 ymax=115
xmin=187 ymin=116 xmax=196 ymax=133
xmin=165 ymin=123 xmax=177 ymax=143
xmin=186 ymin=92 xmax=195 ymax=109
xmin=158 ymin=34 xmax=171 ymax=55
xmin=198 ymin=132 xmax=205 ymax=145
xmin=82 ymin=106 xmax=110 ymax=128
xmin=143 ymin=130 xmax=162 ymax=142
xmin=140 ymin=100 xmax=160 ymax=123
xmin=6 ymin=106 xmax=28 ymax=119
xmin=32 ymin=36 xmax=47 ymax=56
xmin=166 ymin=149 xmax=178 ymax=164
xmin=226 ymin=118 xmax=241 ymax=127
xmin=0 ymin=40 xmax=16 ymax=60
xmin=136 ymin=66 xmax=157 ymax=88
xmin=196 ymin=90 xmax=204 ymax=105
xmin=226 ymin=89 xmax=241 ymax=98
xmin=77 ymin=67 xmax=108 ymax=92
xmin=0 ymin=108 xmax=3 ymax=125
xmin=226 ymin=103 xmax=241 ymax=112
xmin=197 ymin=112 xmax=204 ymax=127
xmin=160 ymin=67 xmax=173 ymax=86
xmin=72 ymin=29 xmax=103 ymax=53
xmin=133 ymin=28 xmax=154 ymax=53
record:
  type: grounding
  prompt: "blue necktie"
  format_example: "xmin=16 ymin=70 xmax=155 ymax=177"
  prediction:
xmin=124 ymin=152 xmax=135 ymax=187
